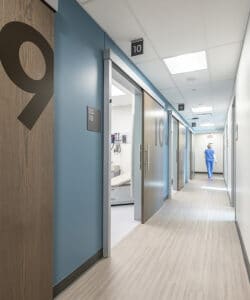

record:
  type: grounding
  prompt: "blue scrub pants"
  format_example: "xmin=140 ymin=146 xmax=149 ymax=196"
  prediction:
xmin=206 ymin=160 xmax=214 ymax=178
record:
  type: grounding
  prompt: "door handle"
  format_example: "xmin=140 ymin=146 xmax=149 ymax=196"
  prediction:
xmin=147 ymin=145 xmax=150 ymax=171
xmin=139 ymin=144 xmax=142 ymax=170
xmin=144 ymin=147 xmax=148 ymax=175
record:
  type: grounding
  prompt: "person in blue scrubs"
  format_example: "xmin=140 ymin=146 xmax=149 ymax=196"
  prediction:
xmin=205 ymin=143 xmax=215 ymax=179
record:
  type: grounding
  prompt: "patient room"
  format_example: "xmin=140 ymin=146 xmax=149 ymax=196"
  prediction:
xmin=111 ymin=73 xmax=142 ymax=247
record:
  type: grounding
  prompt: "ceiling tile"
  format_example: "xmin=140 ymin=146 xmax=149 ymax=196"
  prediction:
xmin=137 ymin=59 xmax=175 ymax=89
xmin=207 ymin=42 xmax=242 ymax=81
xmin=81 ymin=0 xmax=141 ymax=40
xmin=171 ymin=69 xmax=210 ymax=88
xmin=204 ymin=0 xmax=250 ymax=47
xmin=81 ymin=0 xmax=158 ymax=63
xmin=211 ymin=79 xmax=234 ymax=101
xmin=127 ymin=0 xmax=206 ymax=58
xmin=179 ymin=83 xmax=212 ymax=102
xmin=160 ymin=87 xmax=183 ymax=103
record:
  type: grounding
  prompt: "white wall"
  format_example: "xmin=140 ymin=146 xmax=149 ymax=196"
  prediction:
xmin=226 ymin=105 xmax=233 ymax=200
xmin=194 ymin=133 xmax=223 ymax=173
xmin=224 ymin=124 xmax=228 ymax=184
xmin=234 ymin=18 xmax=250 ymax=262
xmin=111 ymin=104 xmax=133 ymax=175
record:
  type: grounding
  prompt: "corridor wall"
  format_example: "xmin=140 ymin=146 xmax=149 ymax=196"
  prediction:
xmin=233 ymin=16 xmax=250 ymax=273
xmin=224 ymin=123 xmax=228 ymax=185
xmin=54 ymin=0 xmax=186 ymax=289
xmin=54 ymin=0 xmax=104 ymax=287
xmin=227 ymin=106 xmax=233 ymax=201
xmin=224 ymin=104 xmax=233 ymax=203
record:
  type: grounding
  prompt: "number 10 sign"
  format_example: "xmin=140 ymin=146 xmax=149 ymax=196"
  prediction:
xmin=131 ymin=38 xmax=144 ymax=57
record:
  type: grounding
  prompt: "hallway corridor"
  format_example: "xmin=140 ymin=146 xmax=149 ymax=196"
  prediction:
xmin=56 ymin=175 xmax=250 ymax=300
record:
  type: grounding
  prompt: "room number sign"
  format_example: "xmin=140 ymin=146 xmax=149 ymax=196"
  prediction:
xmin=131 ymin=38 xmax=144 ymax=57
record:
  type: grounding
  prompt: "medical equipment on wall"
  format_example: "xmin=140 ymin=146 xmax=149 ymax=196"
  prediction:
xmin=111 ymin=132 xmax=128 ymax=153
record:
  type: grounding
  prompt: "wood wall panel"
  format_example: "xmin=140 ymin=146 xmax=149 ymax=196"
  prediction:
xmin=0 ymin=1 xmax=54 ymax=299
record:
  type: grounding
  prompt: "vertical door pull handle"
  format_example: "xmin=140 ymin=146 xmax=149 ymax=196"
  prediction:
xmin=147 ymin=145 xmax=150 ymax=171
xmin=140 ymin=144 xmax=142 ymax=170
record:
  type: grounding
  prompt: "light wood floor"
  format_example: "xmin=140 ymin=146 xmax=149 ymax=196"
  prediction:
xmin=55 ymin=175 xmax=250 ymax=300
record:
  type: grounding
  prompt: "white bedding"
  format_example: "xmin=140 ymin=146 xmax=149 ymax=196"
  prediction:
xmin=111 ymin=173 xmax=131 ymax=187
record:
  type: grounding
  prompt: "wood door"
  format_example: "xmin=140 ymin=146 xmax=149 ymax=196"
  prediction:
xmin=190 ymin=132 xmax=195 ymax=179
xmin=172 ymin=117 xmax=179 ymax=191
xmin=142 ymin=92 xmax=165 ymax=223
xmin=178 ymin=123 xmax=185 ymax=190
xmin=0 ymin=1 xmax=54 ymax=299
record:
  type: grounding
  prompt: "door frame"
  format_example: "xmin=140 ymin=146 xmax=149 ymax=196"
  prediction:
xmin=103 ymin=49 xmax=166 ymax=257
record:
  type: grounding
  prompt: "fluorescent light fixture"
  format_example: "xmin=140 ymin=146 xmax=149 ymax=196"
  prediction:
xmin=192 ymin=106 xmax=213 ymax=113
xmin=112 ymin=84 xmax=125 ymax=97
xmin=163 ymin=51 xmax=207 ymax=74
xmin=200 ymin=123 xmax=215 ymax=127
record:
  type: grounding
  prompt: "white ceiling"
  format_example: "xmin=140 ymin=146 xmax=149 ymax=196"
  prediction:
xmin=112 ymin=80 xmax=134 ymax=107
xmin=77 ymin=0 xmax=250 ymax=131
xmin=112 ymin=94 xmax=133 ymax=108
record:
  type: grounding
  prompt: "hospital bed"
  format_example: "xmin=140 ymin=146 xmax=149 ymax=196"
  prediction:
xmin=110 ymin=172 xmax=133 ymax=205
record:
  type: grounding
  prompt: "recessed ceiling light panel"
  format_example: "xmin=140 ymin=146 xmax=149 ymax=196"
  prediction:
xmin=191 ymin=106 xmax=212 ymax=113
xmin=163 ymin=51 xmax=207 ymax=75
xmin=200 ymin=123 xmax=215 ymax=127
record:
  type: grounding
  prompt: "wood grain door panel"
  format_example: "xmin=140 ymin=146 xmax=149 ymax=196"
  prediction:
xmin=178 ymin=123 xmax=185 ymax=190
xmin=0 ymin=1 xmax=54 ymax=299
xmin=142 ymin=92 xmax=165 ymax=223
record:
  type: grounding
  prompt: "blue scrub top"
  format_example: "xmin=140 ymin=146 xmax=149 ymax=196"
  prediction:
xmin=205 ymin=149 xmax=215 ymax=161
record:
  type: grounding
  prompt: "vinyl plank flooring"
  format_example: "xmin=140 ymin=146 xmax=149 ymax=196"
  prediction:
xmin=55 ymin=175 xmax=250 ymax=300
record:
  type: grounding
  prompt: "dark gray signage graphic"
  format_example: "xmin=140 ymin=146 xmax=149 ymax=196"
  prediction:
xmin=131 ymin=38 xmax=144 ymax=57
xmin=178 ymin=103 xmax=185 ymax=111
xmin=87 ymin=106 xmax=101 ymax=132
xmin=0 ymin=21 xmax=54 ymax=130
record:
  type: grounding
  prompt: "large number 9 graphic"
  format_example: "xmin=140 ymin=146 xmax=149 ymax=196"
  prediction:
xmin=0 ymin=21 xmax=53 ymax=130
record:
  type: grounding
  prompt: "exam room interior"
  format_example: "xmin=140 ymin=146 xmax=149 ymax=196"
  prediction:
xmin=110 ymin=79 xmax=141 ymax=247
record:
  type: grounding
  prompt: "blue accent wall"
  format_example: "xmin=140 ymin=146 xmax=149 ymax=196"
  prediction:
xmin=54 ymin=0 xmax=104 ymax=284
xmin=54 ymin=0 xmax=185 ymax=285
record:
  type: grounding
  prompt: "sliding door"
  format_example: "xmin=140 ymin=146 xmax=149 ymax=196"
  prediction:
xmin=190 ymin=132 xmax=195 ymax=179
xmin=0 ymin=1 xmax=54 ymax=299
xmin=142 ymin=92 xmax=165 ymax=223
xmin=172 ymin=117 xmax=179 ymax=191
xmin=178 ymin=123 xmax=186 ymax=190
